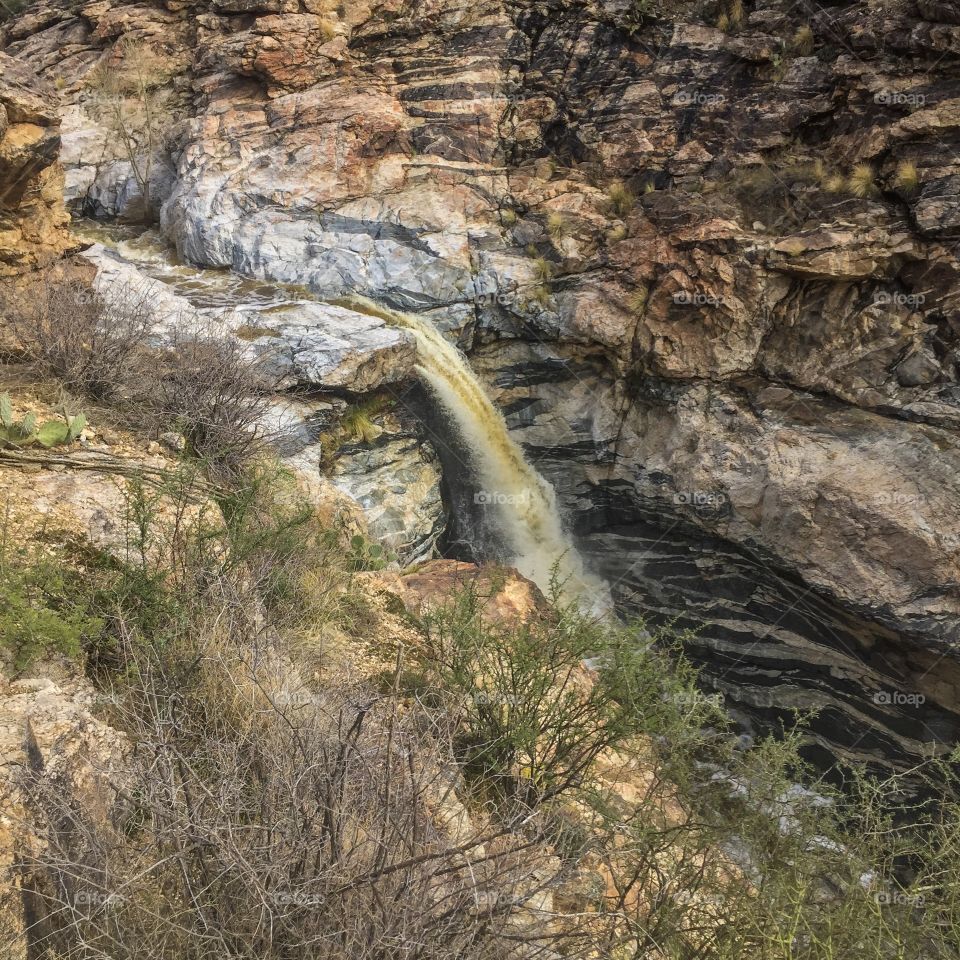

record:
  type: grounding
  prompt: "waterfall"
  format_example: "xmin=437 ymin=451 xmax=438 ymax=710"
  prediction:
xmin=345 ymin=297 xmax=610 ymax=613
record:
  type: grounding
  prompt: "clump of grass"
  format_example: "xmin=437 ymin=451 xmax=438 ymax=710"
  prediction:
xmin=500 ymin=208 xmax=518 ymax=227
xmin=848 ymin=162 xmax=876 ymax=198
xmin=607 ymin=180 xmax=635 ymax=217
xmin=318 ymin=17 xmax=336 ymax=41
xmin=825 ymin=173 xmax=847 ymax=193
xmin=341 ymin=404 xmax=381 ymax=444
xmin=627 ymin=285 xmax=649 ymax=315
xmin=607 ymin=224 xmax=628 ymax=243
xmin=792 ymin=24 xmax=815 ymax=54
xmin=546 ymin=211 xmax=569 ymax=241
xmin=894 ymin=160 xmax=920 ymax=192
xmin=715 ymin=0 xmax=743 ymax=30
xmin=532 ymin=285 xmax=551 ymax=306
xmin=532 ymin=256 xmax=554 ymax=283
xmin=321 ymin=396 xmax=393 ymax=467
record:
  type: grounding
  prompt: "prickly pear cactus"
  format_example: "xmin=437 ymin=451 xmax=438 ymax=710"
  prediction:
xmin=0 ymin=394 xmax=87 ymax=450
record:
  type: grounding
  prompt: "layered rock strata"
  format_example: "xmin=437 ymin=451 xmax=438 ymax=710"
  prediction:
xmin=5 ymin=0 xmax=960 ymax=770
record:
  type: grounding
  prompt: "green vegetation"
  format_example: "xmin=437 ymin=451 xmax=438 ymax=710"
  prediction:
xmin=715 ymin=0 xmax=743 ymax=31
xmin=826 ymin=172 xmax=847 ymax=193
xmin=5 ymin=276 xmax=960 ymax=959
xmin=607 ymin=180 xmax=636 ymax=218
xmin=0 ymin=394 xmax=86 ymax=449
xmin=628 ymin=285 xmax=649 ymax=315
xmin=2 ymin=280 xmax=272 ymax=480
xmin=717 ymin=156 xmax=865 ymax=227
xmin=547 ymin=211 xmax=570 ymax=242
xmin=531 ymin=284 xmax=552 ymax=306
xmin=533 ymin=255 xmax=554 ymax=282
xmin=318 ymin=396 xmax=394 ymax=469
xmin=0 ymin=0 xmax=27 ymax=22
xmin=6 ymin=460 xmax=960 ymax=957
xmin=0 ymin=536 xmax=104 ymax=671
xmin=340 ymin=401 xmax=382 ymax=443
xmin=346 ymin=531 xmax=388 ymax=571
xmin=403 ymin=581 xmax=960 ymax=959
xmin=408 ymin=582 xmax=707 ymax=805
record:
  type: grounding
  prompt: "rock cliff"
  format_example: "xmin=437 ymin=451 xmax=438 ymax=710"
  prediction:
xmin=4 ymin=0 xmax=960 ymax=772
xmin=0 ymin=51 xmax=71 ymax=276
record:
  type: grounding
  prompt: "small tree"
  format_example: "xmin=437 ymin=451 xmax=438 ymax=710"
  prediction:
xmin=86 ymin=37 xmax=176 ymax=222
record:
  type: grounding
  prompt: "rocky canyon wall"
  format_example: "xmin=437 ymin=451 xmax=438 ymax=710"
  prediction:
xmin=4 ymin=0 xmax=960 ymax=773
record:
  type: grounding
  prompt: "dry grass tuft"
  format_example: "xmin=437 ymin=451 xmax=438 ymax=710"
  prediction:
xmin=848 ymin=162 xmax=876 ymax=198
xmin=894 ymin=160 xmax=920 ymax=192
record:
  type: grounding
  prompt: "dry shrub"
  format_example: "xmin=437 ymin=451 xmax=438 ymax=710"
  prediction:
xmin=138 ymin=324 xmax=275 ymax=482
xmin=2 ymin=279 xmax=156 ymax=400
xmin=2 ymin=277 xmax=274 ymax=480
xmin=17 ymin=628 xmax=576 ymax=959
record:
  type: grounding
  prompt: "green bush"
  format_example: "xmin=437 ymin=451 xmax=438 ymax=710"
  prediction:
xmin=8 ymin=461 xmax=960 ymax=959
xmin=408 ymin=583 xmax=724 ymax=806
xmin=0 ymin=542 xmax=104 ymax=671
xmin=407 ymin=580 xmax=960 ymax=958
xmin=0 ymin=0 xmax=28 ymax=23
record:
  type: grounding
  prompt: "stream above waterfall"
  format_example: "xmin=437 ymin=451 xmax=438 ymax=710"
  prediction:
xmin=74 ymin=222 xmax=609 ymax=613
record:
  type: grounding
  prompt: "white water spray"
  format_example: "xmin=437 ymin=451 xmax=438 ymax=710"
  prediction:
xmin=346 ymin=297 xmax=610 ymax=613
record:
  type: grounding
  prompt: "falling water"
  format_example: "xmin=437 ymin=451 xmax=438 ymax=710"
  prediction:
xmin=345 ymin=297 xmax=610 ymax=613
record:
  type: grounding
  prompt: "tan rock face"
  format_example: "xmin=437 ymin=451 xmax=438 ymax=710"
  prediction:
xmin=0 ymin=53 xmax=70 ymax=277
xmin=390 ymin=559 xmax=548 ymax=625
xmin=0 ymin=676 xmax=126 ymax=960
